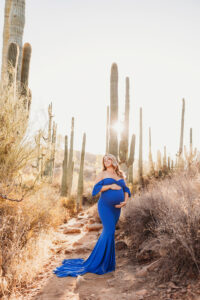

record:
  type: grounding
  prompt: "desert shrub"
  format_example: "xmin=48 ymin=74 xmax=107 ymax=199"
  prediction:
xmin=123 ymin=163 xmax=200 ymax=282
xmin=0 ymin=184 xmax=65 ymax=298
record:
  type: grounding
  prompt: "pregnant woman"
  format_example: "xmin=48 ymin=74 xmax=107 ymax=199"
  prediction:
xmin=53 ymin=153 xmax=131 ymax=277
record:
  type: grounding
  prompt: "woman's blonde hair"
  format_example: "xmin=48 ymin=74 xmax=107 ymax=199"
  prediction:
xmin=102 ymin=153 xmax=125 ymax=179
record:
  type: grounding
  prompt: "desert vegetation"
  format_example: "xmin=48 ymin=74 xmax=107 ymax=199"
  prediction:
xmin=123 ymin=160 xmax=200 ymax=284
xmin=0 ymin=0 xmax=200 ymax=299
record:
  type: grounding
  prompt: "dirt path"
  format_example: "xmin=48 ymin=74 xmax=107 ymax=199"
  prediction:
xmin=12 ymin=205 xmax=199 ymax=300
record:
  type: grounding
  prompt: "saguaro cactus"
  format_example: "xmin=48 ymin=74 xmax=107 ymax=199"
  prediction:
xmin=138 ymin=108 xmax=143 ymax=186
xmin=7 ymin=42 xmax=19 ymax=85
xmin=67 ymin=117 xmax=74 ymax=196
xmin=157 ymin=150 xmax=162 ymax=176
xmin=168 ymin=156 xmax=171 ymax=170
xmin=9 ymin=0 xmax=25 ymax=82
xmin=184 ymin=128 xmax=197 ymax=168
xmin=20 ymin=43 xmax=32 ymax=95
xmin=109 ymin=63 xmax=118 ymax=158
xmin=163 ymin=146 xmax=167 ymax=173
xmin=61 ymin=135 xmax=68 ymax=196
xmin=77 ymin=132 xmax=86 ymax=211
xmin=50 ymin=121 xmax=57 ymax=180
xmin=179 ymin=98 xmax=185 ymax=156
xmin=1 ymin=0 xmax=12 ymax=80
xmin=148 ymin=127 xmax=154 ymax=175
xmin=119 ymin=77 xmax=130 ymax=164
xmin=127 ymin=134 xmax=136 ymax=184
xmin=177 ymin=98 xmax=185 ymax=168
xmin=106 ymin=105 xmax=109 ymax=154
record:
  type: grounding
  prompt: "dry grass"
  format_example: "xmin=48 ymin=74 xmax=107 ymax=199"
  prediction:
xmin=0 ymin=71 xmax=36 ymax=184
xmin=0 ymin=184 xmax=65 ymax=298
xmin=0 ymin=71 xmax=67 ymax=298
xmin=123 ymin=162 xmax=200 ymax=282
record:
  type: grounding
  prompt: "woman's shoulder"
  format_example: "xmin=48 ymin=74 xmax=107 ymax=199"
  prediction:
xmin=94 ymin=171 xmax=104 ymax=184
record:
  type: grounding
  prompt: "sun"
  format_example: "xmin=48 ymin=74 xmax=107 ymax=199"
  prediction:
xmin=112 ymin=122 xmax=124 ymax=134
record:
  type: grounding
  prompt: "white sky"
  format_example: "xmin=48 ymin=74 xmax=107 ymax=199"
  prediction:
xmin=0 ymin=0 xmax=200 ymax=162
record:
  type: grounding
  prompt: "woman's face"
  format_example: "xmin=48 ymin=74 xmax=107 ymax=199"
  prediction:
xmin=103 ymin=156 xmax=113 ymax=169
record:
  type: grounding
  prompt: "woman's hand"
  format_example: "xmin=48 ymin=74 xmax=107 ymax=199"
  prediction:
xmin=110 ymin=184 xmax=122 ymax=190
xmin=115 ymin=201 xmax=127 ymax=208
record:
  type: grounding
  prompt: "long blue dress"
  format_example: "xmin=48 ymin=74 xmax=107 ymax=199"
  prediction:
xmin=53 ymin=177 xmax=131 ymax=277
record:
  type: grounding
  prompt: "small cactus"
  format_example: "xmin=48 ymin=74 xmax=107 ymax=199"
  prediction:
xmin=148 ymin=127 xmax=154 ymax=176
xmin=61 ymin=135 xmax=68 ymax=196
xmin=138 ymin=107 xmax=143 ymax=186
xmin=66 ymin=117 xmax=74 ymax=196
xmin=127 ymin=134 xmax=136 ymax=184
xmin=184 ymin=128 xmax=197 ymax=168
xmin=177 ymin=98 xmax=185 ymax=168
xmin=77 ymin=132 xmax=86 ymax=211
xmin=157 ymin=150 xmax=162 ymax=176
xmin=20 ymin=43 xmax=32 ymax=95
xmin=162 ymin=146 xmax=167 ymax=174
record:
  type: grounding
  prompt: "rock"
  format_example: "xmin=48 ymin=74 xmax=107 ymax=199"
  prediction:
xmin=63 ymin=228 xmax=81 ymax=234
xmin=72 ymin=241 xmax=83 ymax=247
xmin=136 ymin=289 xmax=147 ymax=296
xmin=85 ymin=223 xmax=102 ymax=232
xmin=88 ymin=218 xmax=96 ymax=224
xmin=72 ymin=222 xmax=85 ymax=228
xmin=168 ymin=282 xmax=179 ymax=289
xmin=135 ymin=267 xmax=148 ymax=277
xmin=107 ymin=278 xmax=115 ymax=287
xmin=136 ymin=239 xmax=160 ymax=261
xmin=77 ymin=216 xmax=85 ymax=220
xmin=75 ymin=275 xmax=85 ymax=289
xmin=115 ymin=240 xmax=128 ymax=250
xmin=64 ymin=248 xmax=73 ymax=254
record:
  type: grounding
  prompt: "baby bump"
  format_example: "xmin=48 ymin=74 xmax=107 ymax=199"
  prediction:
xmin=101 ymin=188 xmax=124 ymax=206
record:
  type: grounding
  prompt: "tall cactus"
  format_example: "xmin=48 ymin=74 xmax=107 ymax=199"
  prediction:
xmin=77 ymin=132 xmax=86 ymax=211
xmin=61 ymin=135 xmax=68 ymax=196
xmin=43 ymin=103 xmax=54 ymax=177
xmin=168 ymin=156 xmax=171 ymax=170
xmin=109 ymin=63 xmax=118 ymax=158
xmin=148 ymin=127 xmax=154 ymax=175
xmin=127 ymin=134 xmax=136 ymax=184
xmin=50 ymin=121 xmax=57 ymax=181
xmin=157 ymin=150 xmax=162 ymax=176
xmin=138 ymin=107 xmax=143 ymax=186
xmin=68 ymin=161 xmax=74 ymax=196
xmin=106 ymin=105 xmax=109 ymax=154
xmin=119 ymin=77 xmax=129 ymax=163
xmin=9 ymin=0 xmax=25 ymax=82
xmin=184 ymin=128 xmax=197 ymax=168
xmin=179 ymin=98 xmax=185 ymax=156
xmin=177 ymin=98 xmax=185 ymax=168
xmin=66 ymin=117 xmax=74 ymax=196
xmin=163 ymin=145 xmax=167 ymax=173
xmin=1 ymin=0 xmax=12 ymax=80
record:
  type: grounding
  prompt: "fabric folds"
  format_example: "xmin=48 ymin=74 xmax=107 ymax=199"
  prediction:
xmin=53 ymin=177 xmax=131 ymax=278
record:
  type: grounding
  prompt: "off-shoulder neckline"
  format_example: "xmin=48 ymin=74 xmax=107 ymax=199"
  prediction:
xmin=94 ymin=177 xmax=124 ymax=185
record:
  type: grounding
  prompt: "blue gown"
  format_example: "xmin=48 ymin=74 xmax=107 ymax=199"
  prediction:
xmin=53 ymin=177 xmax=131 ymax=277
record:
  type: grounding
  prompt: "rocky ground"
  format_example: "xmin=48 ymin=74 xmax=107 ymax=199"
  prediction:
xmin=10 ymin=204 xmax=200 ymax=300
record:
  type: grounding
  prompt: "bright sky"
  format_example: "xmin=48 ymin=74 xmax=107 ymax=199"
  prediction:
xmin=0 ymin=0 xmax=200 ymax=163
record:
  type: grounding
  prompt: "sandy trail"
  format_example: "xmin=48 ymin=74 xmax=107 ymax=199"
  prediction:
xmin=14 ymin=205 xmax=192 ymax=300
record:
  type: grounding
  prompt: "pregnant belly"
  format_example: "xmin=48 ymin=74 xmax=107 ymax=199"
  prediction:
xmin=101 ymin=188 xmax=124 ymax=206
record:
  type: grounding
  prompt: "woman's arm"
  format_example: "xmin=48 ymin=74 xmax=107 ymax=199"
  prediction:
xmin=100 ymin=185 xmax=112 ymax=192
